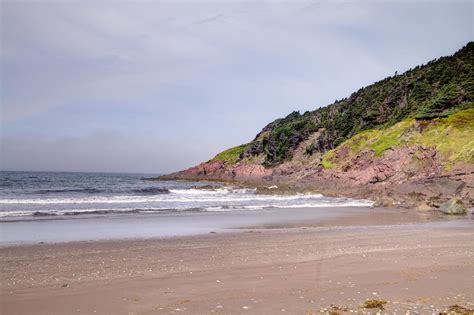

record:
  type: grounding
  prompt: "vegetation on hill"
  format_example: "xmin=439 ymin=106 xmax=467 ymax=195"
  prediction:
xmin=321 ymin=107 xmax=474 ymax=170
xmin=233 ymin=42 xmax=474 ymax=166
xmin=209 ymin=144 xmax=248 ymax=164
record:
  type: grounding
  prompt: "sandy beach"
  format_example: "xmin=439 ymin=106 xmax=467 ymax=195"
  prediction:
xmin=2 ymin=2 xmax=473 ymax=314
xmin=1 ymin=208 xmax=473 ymax=315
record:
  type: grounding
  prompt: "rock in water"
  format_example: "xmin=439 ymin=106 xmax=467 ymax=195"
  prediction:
xmin=439 ymin=198 xmax=466 ymax=215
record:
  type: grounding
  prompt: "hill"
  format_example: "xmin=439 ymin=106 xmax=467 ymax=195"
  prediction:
xmin=162 ymin=43 xmax=474 ymax=209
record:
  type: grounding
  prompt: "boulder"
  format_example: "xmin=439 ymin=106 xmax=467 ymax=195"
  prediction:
xmin=439 ymin=198 xmax=467 ymax=215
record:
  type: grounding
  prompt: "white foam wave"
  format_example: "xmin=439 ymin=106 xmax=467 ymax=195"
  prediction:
xmin=204 ymin=201 xmax=373 ymax=211
xmin=0 ymin=198 xmax=373 ymax=218
xmin=169 ymin=188 xmax=256 ymax=195
xmin=0 ymin=193 xmax=324 ymax=205
xmin=0 ymin=185 xmax=373 ymax=219
xmin=280 ymin=201 xmax=373 ymax=208
xmin=0 ymin=207 xmax=170 ymax=218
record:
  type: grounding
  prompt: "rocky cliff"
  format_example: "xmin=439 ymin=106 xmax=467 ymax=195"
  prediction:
xmin=162 ymin=42 xmax=474 ymax=209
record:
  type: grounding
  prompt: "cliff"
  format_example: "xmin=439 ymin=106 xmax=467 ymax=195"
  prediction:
xmin=162 ymin=42 xmax=474 ymax=209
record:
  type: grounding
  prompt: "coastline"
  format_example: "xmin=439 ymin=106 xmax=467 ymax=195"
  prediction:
xmin=0 ymin=203 xmax=457 ymax=246
xmin=157 ymin=142 xmax=474 ymax=211
xmin=1 ymin=208 xmax=473 ymax=314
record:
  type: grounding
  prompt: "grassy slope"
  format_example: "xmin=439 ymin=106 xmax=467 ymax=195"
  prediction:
xmin=208 ymin=144 xmax=248 ymax=164
xmin=321 ymin=107 xmax=474 ymax=169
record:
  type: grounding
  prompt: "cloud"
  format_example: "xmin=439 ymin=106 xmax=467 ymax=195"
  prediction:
xmin=1 ymin=0 xmax=472 ymax=172
xmin=1 ymin=128 xmax=219 ymax=173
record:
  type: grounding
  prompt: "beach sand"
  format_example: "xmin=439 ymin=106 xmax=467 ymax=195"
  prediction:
xmin=1 ymin=208 xmax=473 ymax=314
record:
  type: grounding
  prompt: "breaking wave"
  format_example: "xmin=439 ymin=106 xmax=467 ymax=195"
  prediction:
xmin=0 ymin=172 xmax=373 ymax=220
xmin=34 ymin=188 xmax=104 ymax=194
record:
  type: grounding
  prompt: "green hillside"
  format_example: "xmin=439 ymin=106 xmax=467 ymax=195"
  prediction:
xmin=222 ymin=42 xmax=474 ymax=167
xmin=321 ymin=107 xmax=474 ymax=170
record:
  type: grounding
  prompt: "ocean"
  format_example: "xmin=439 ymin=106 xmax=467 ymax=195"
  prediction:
xmin=0 ymin=171 xmax=373 ymax=244
xmin=0 ymin=171 xmax=372 ymax=219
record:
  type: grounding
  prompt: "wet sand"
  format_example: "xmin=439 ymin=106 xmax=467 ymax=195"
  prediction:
xmin=1 ymin=208 xmax=473 ymax=314
xmin=0 ymin=206 xmax=450 ymax=245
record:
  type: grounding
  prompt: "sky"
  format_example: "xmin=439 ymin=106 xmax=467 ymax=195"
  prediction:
xmin=0 ymin=0 xmax=472 ymax=174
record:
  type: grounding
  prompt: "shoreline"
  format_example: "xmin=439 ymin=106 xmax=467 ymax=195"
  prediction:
xmin=0 ymin=205 xmax=460 ymax=247
xmin=158 ymin=164 xmax=474 ymax=210
xmin=0 ymin=210 xmax=467 ymax=249
xmin=1 ymin=208 xmax=473 ymax=314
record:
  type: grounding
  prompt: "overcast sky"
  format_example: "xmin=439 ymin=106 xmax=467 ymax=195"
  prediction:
xmin=1 ymin=0 xmax=472 ymax=174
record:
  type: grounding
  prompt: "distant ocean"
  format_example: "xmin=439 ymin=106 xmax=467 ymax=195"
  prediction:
xmin=0 ymin=171 xmax=372 ymax=220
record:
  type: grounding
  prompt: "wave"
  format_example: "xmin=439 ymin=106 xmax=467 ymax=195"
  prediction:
xmin=0 ymin=193 xmax=326 ymax=204
xmin=131 ymin=187 xmax=170 ymax=195
xmin=0 ymin=208 xmax=169 ymax=218
xmin=0 ymin=206 xmax=219 ymax=218
xmin=0 ymin=199 xmax=373 ymax=219
xmin=168 ymin=187 xmax=256 ymax=195
xmin=32 ymin=187 xmax=170 ymax=195
xmin=34 ymin=188 xmax=104 ymax=194
xmin=21 ymin=186 xmax=247 ymax=198
xmin=204 ymin=201 xmax=373 ymax=211
xmin=0 ymin=185 xmax=373 ymax=220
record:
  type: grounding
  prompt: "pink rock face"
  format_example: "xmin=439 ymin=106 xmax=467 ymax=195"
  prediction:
xmin=164 ymin=144 xmax=472 ymax=208
xmin=175 ymin=160 xmax=272 ymax=181
xmin=320 ymin=145 xmax=441 ymax=186
xmin=180 ymin=160 xmax=227 ymax=177
xmin=175 ymin=145 xmax=442 ymax=187
xmin=202 ymin=160 xmax=227 ymax=175
xmin=231 ymin=164 xmax=272 ymax=179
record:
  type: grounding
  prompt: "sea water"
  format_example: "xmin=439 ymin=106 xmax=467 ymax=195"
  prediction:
xmin=0 ymin=171 xmax=373 ymax=244
xmin=0 ymin=171 xmax=372 ymax=218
